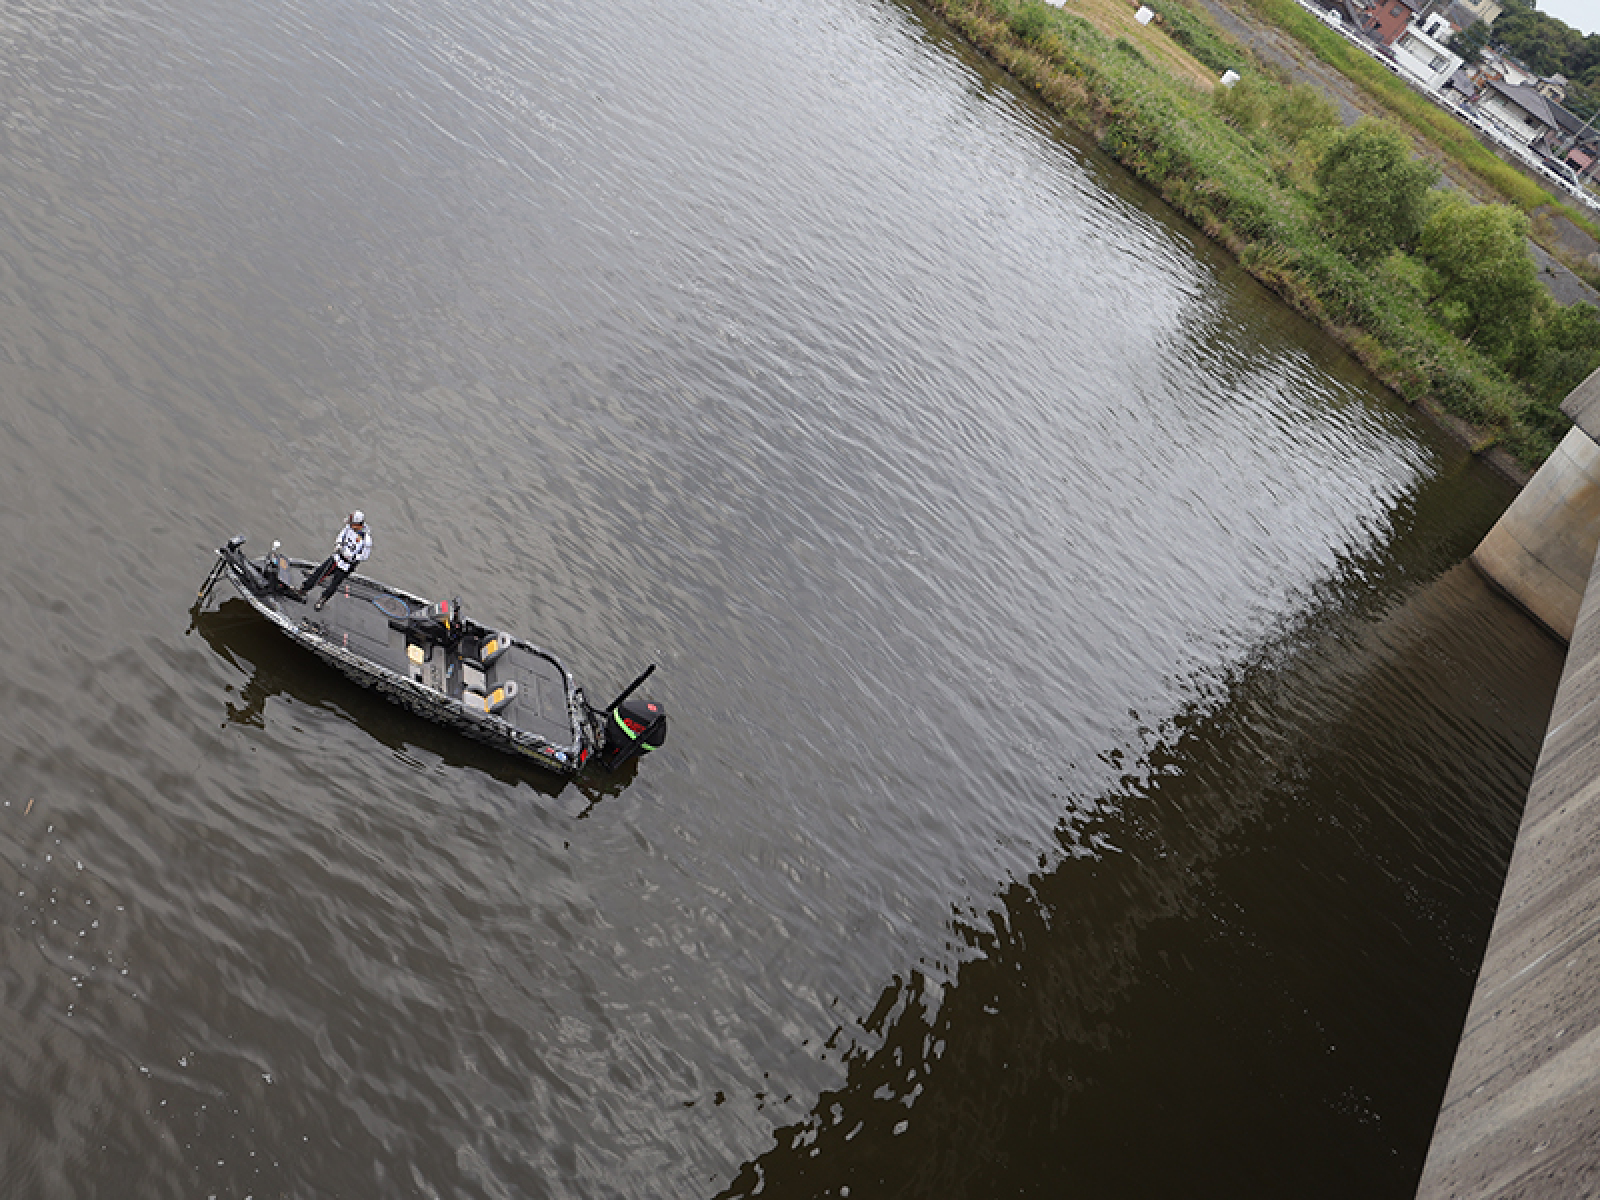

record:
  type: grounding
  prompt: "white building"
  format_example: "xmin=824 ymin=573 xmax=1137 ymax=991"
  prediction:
xmin=1418 ymin=11 xmax=1451 ymax=39
xmin=1392 ymin=22 xmax=1463 ymax=91
xmin=1452 ymin=0 xmax=1501 ymax=25
xmin=1415 ymin=0 xmax=1501 ymax=32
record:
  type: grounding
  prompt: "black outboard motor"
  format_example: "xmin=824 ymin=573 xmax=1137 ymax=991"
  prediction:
xmin=599 ymin=696 xmax=668 ymax=771
xmin=594 ymin=665 xmax=667 ymax=771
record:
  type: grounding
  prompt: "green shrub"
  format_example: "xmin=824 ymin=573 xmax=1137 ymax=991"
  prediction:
xmin=1212 ymin=75 xmax=1272 ymax=131
xmin=1508 ymin=301 xmax=1600 ymax=408
xmin=1373 ymin=250 xmax=1439 ymax=308
xmin=1315 ymin=120 xmax=1439 ymax=263
xmin=1427 ymin=356 xmax=1488 ymax=414
xmin=1009 ymin=1 xmax=1058 ymax=44
xmin=1418 ymin=198 xmax=1539 ymax=357
xmin=1113 ymin=36 xmax=1148 ymax=64
xmin=1292 ymin=241 xmax=1379 ymax=323
xmin=1267 ymin=83 xmax=1338 ymax=145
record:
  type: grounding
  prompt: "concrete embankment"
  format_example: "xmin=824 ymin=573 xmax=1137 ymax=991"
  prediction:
xmin=1470 ymin=421 xmax=1600 ymax=642
xmin=1417 ymin=366 xmax=1600 ymax=1198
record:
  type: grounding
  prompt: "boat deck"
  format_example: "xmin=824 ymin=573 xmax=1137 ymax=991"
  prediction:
xmin=268 ymin=563 xmax=576 ymax=747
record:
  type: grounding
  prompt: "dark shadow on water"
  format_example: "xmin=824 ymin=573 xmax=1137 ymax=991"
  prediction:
xmin=189 ymin=597 xmax=644 ymax=808
xmin=715 ymin=473 xmax=1563 ymax=1199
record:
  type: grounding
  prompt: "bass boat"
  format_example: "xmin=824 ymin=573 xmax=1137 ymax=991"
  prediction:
xmin=197 ymin=536 xmax=666 ymax=775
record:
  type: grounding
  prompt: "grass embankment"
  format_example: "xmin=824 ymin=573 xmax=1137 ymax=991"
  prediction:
xmin=920 ymin=0 xmax=1588 ymax=466
xmin=1225 ymin=0 xmax=1600 ymax=241
xmin=1067 ymin=0 xmax=1223 ymax=85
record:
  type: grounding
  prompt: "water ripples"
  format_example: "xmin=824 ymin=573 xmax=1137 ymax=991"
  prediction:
xmin=0 ymin=0 xmax=1563 ymax=1195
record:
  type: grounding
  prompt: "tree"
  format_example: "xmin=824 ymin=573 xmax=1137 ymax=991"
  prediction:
xmin=1569 ymin=82 xmax=1597 ymax=124
xmin=1417 ymin=198 xmax=1540 ymax=356
xmin=1492 ymin=8 xmax=1584 ymax=78
xmin=1314 ymin=120 xmax=1440 ymax=262
xmin=1450 ymin=20 xmax=1489 ymax=66
xmin=1508 ymin=301 xmax=1600 ymax=407
xmin=1579 ymin=35 xmax=1600 ymax=81
xmin=1568 ymin=45 xmax=1600 ymax=120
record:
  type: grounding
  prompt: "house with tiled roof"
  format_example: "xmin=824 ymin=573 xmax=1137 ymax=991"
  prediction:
xmin=1453 ymin=0 xmax=1500 ymax=24
xmin=1363 ymin=0 xmax=1420 ymax=46
xmin=1444 ymin=67 xmax=1478 ymax=105
xmin=1550 ymin=103 xmax=1600 ymax=183
xmin=1477 ymin=47 xmax=1538 ymax=88
xmin=1538 ymin=74 xmax=1568 ymax=99
xmin=1477 ymin=79 xmax=1563 ymax=146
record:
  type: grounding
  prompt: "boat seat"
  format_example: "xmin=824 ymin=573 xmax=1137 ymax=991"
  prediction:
xmin=465 ymin=631 xmax=511 ymax=668
xmin=460 ymin=660 xmax=487 ymax=696
xmin=462 ymin=680 xmax=518 ymax=716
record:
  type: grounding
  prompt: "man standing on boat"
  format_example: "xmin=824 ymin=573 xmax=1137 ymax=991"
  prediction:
xmin=300 ymin=510 xmax=372 ymax=611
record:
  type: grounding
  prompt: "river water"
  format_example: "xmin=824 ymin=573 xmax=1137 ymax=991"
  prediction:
xmin=0 ymin=0 xmax=1566 ymax=1196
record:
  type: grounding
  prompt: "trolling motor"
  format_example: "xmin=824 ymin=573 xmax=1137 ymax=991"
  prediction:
xmin=235 ymin=538 xmax=301 ymax=598
xmin=197 ymin=535 xmax=304 ymax=604
xmin=201 ymin=534 xmax=282 ymax=599
xmin=197 ymin=535 xmax=248 ymax=604
xmin=261 ymin=540 xmax=300 ymax=597
xmin=593 ymin=664 xmax=667 ymax=771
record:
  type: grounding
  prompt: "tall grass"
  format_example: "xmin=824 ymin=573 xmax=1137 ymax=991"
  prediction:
xmin=1145 ymin=0 xmax=1244 ymax=75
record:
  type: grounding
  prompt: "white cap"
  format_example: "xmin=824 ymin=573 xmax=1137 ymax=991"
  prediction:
xmin=350 ymin=510 xmax=366 ymax=526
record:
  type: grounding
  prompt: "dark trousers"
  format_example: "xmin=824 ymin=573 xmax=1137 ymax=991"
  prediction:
xmin=303 ymin=556 xmax=352 ymax=603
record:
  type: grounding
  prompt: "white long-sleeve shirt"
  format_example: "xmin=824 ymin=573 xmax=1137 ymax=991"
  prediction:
xmin=333 ymin=522 xmax=372 ymax=572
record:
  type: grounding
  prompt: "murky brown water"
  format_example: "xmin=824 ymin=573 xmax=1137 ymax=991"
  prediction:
xmin=0 ymin=0 xmax=1564 ymax=1196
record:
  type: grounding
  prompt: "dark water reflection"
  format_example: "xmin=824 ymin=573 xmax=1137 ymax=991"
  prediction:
xmin=721 ymin=555 xmax=1558 ymax=1198
xmin=0 ymin=0 xmax=1566 ymax=1195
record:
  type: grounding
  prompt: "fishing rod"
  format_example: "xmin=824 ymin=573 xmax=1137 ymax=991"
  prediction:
xmin=598 ymin=663 xmax=656 ymax=717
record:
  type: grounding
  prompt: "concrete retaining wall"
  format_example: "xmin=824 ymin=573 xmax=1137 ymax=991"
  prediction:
xmin=1472 ymin=421 xmax=1600 ymax=643
xmin=1418 ymin=367 xmax=1600 ymax=1198
xmin=1415 ymin=528 xmax=1600 ymax=1198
